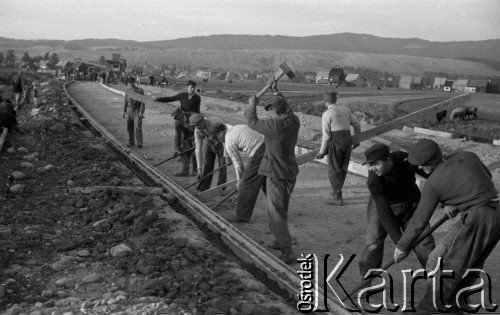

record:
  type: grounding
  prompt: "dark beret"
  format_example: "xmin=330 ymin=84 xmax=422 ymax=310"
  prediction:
xmin=262 ymin=95 xmax=288 ymax=111
xmin=323 ymin=90 xmax=338 ymax=103
xmin=408 ymin=139 xmax=441 ymax=166
xmin=363 ymin=143 xmax=390 ymax=165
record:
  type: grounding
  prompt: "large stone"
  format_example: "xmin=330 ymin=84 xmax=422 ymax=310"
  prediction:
xmin=11 ymin=171 xmax=26 ymax=180
xmin=55 ymin=277 xmax=75 ymax=289
xmin=81 ymin=273 xmax=101 ymax=284
xmin=9 ymin=184 xmax=25 ymax=194
xmin=6 ymin=147 xmax=16 ymax=154
xmin=17 ymin=147 xmax=29 ymax=153
xmin=49 ymin=123 xmax=66 ymax=132
xmin=0 ymin=225 xmax=12 ymax=238
xmin=109 ymin=243 xmax=132 ymax=257
xmin=20 ymin=162 xmax=34 ymax=169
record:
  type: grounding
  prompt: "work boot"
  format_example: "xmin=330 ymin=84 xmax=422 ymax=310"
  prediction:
xmin=137 ymin=144 xmax=143 ymax=149
xmin=127 ymin=142 xmax=135 ymax=148
xmin=267 ymin=241 xmax=283 ymax=250
xmin=279 ymin=247 xmax=297 ymax=265
xmin=327 ymin=196 xmax=344 ymax=206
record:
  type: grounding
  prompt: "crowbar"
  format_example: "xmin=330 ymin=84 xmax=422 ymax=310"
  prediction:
xmin=154 ymin=146 xmax=195 ymax=167
xmin=183 ymin=162 xmax=229 ymax=189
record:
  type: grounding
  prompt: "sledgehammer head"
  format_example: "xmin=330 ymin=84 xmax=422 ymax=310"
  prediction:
xmin=279 ymin=63 xmax=295 ymax=79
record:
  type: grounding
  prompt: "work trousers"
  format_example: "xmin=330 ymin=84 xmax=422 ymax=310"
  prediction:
xmin=197 ymin=141 xmax=227 ymax=191
xmin=266 ymin=176 xmax=296 ymax=249
xmin=176 ymin=121 xmax=196 ymax=174
xmin=358 ymin=196 xmax=435 ymax=277
xmin=415 ymin=202 xmax=500 ymax=314
xmin=327 ymin=130 xmax=352 ymax=199
xmin=126 ymin=106 xmax=143 ymax=146
xmin=235 ymin=144 xmax=266 ymax=221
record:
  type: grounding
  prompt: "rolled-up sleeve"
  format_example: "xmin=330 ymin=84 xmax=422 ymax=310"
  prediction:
xmin=319 ymin=112 xmax=331 ymax=154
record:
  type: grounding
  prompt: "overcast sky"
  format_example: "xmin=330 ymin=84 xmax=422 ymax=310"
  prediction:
xmin=1 ymin=0 xmax=499 ymax=42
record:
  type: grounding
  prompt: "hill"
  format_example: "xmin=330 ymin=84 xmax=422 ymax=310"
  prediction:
xmin=2 ymin=33 xmax=500 ymax=76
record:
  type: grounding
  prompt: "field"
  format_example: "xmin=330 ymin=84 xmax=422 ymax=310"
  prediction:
xmin=164 ymin=78 xmax=500 ymax=140
xmin=12 ymin=45 xmax=500 ymax=77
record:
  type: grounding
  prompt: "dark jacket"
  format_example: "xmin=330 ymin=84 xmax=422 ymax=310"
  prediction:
xmin=244 ymin=106 xmax=300 ymax=180
xmin=155 ymin=92 xmax=200 ymax=114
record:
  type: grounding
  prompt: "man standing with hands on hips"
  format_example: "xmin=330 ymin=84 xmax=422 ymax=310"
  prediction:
xmin=123 ymin=77 xmax=145 ymax=148
xmin=245 ymin=77 xmax=300 ymax=264
xmin=316 ymin=90 xmax=361 ymax=206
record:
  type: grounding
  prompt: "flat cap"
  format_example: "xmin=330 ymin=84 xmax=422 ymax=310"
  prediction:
xmin=363 ymin=143 xmax=390 ymax=165
xmin=408 ymin=139 xmax=441 ymax=166
xmin=323 ymin=90 xmax=338 ymax=103
xmin=188 ymin=113 xmax=204 ymax=126
xmin=262 ymin=95 xmax=288 ymax=111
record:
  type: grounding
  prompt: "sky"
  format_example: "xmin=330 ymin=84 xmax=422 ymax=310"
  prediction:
xmin=1 ymin=0 xmax=499 ymax=42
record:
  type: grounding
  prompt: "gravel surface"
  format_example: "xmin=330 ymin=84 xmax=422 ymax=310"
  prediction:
xmin=0 ymin=80 xmax=298 ymax=315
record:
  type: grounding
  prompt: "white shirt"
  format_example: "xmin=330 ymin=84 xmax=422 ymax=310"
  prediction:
xmin=224 ymin=125 xmax=264 ymax=183
xmin=319 ymin=103 xmax=361 ymax=154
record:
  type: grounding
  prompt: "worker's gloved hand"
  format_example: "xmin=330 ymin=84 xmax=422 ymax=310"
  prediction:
xmin=444 ymin=205 xmax=459 ymax=219
xmin=352 ymin=142 xmax=360 ymax=150
xmin=393 ymin=246 xmax=408 ymax=263
xmin=173 ymin=150 xmax=180 ymax=158
xmin=236 ymin=181 xmax=241 ymax=191
xmin=197 ymin=168 xmax=203 ymax=180
xmin=226 ymin=158 xmax=233 ymax=167
xmin=249 ymin=94 xmax=259 ymax=107
xmin=139 ymin=113 xmax=144 ymax=119
xmin=316 ymin=153 xmax=326 ymax=160
xmin=122 ymin=112 xmax=126 ymax=119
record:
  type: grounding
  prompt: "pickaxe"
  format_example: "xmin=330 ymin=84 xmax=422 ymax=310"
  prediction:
xmin=255 ymin=62 xmax=295 ymax=99
xmin=341 ymin=214 xmax=450 ymax=306
xmin=153 ymin=146 xmax=195 ymax=167
xmin=183 ymin=162 xmax=229 ymax=189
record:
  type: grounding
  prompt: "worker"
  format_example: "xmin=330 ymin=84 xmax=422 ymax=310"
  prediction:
xmin=245 ymin=77 xmax=300 ymax=264
xmin=394 ymin=139 xmax=500 ymax=314
xmin=189 ymin=113 xmax=227 ymax=192
xmin=358 ymin=143 xmax=435 ymax=281
xmin=171 ymin=108 xmax=197 ymax=177
xmin=11 ymin=71 xmax=23 ymax=108
xmin=122 ymin=77 xmax=145 ymax=148
xmin=224 ymin=124 xmax=266 ymax=223
xmin=154 ymin=80 xmax=200 ymax=158
xmin=0 ymin=96 xmax=18 ymax=150
xmin=315 ymin=91 xmax=361 ymax=206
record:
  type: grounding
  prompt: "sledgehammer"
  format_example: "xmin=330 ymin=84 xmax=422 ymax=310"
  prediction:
xmin=255 ymin=63 xmax=295 ymax=99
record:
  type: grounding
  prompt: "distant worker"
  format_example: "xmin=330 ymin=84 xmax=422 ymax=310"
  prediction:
xmin=315 ymin=91 xmax=361 ymax=206
xmin=122 ymin=77 xmax=145 ymax=148
xmin=11 ymin=71 xmax=23 ymax=108
xmin=358 ymin=143 xmax=434 ymax=282
xmin=31 ymin=81 xmax=40 ymax=108
xmin=245 ymin=77 xmax=300 ymax=264
xmin=0 ymin=96 xmax=18 ymax=150
xmin=189 ymin=113 xmax=227 ymax=192
xmin=394 ymin=139 xmax=500 ymax=314
xmin=224 ymin=124 xmax=266 ymax=223
xmin=171 ymin=108 xmax=197 ymax=177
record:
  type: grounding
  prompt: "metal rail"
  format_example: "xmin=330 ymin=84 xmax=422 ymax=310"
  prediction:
xmin=63 ymin=81 xmax=351 ymax=314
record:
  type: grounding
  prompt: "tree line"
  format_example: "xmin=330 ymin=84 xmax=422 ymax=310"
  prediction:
xmin=0 ymin=50 xmax=59 ymax=69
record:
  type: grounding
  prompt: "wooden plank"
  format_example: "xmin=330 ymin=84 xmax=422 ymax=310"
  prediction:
xmin=196 ymin=180 xmax=237 ymax=202
xmin=296 ymin=94 xmax=469 ymax=165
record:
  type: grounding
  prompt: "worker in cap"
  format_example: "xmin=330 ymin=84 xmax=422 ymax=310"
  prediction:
xmin=358 ymin=143 xmax=435 ymax=288
xmin=315 ymin=90 xmax=361 ymax=206
xmin=190 ymin=113 xmax=228 ymax=190
xmin=122 ymin=75 xmax=145 ymax=148
xmin=154 ymin=80 xmax=201 ymax=169
xmin=244 ymin=76 xmax=300 ymax=264
xmin=394 ymin=139 xmax=500 ymax=314
xmin=170 ymin=108 xmax=197 ymax=177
